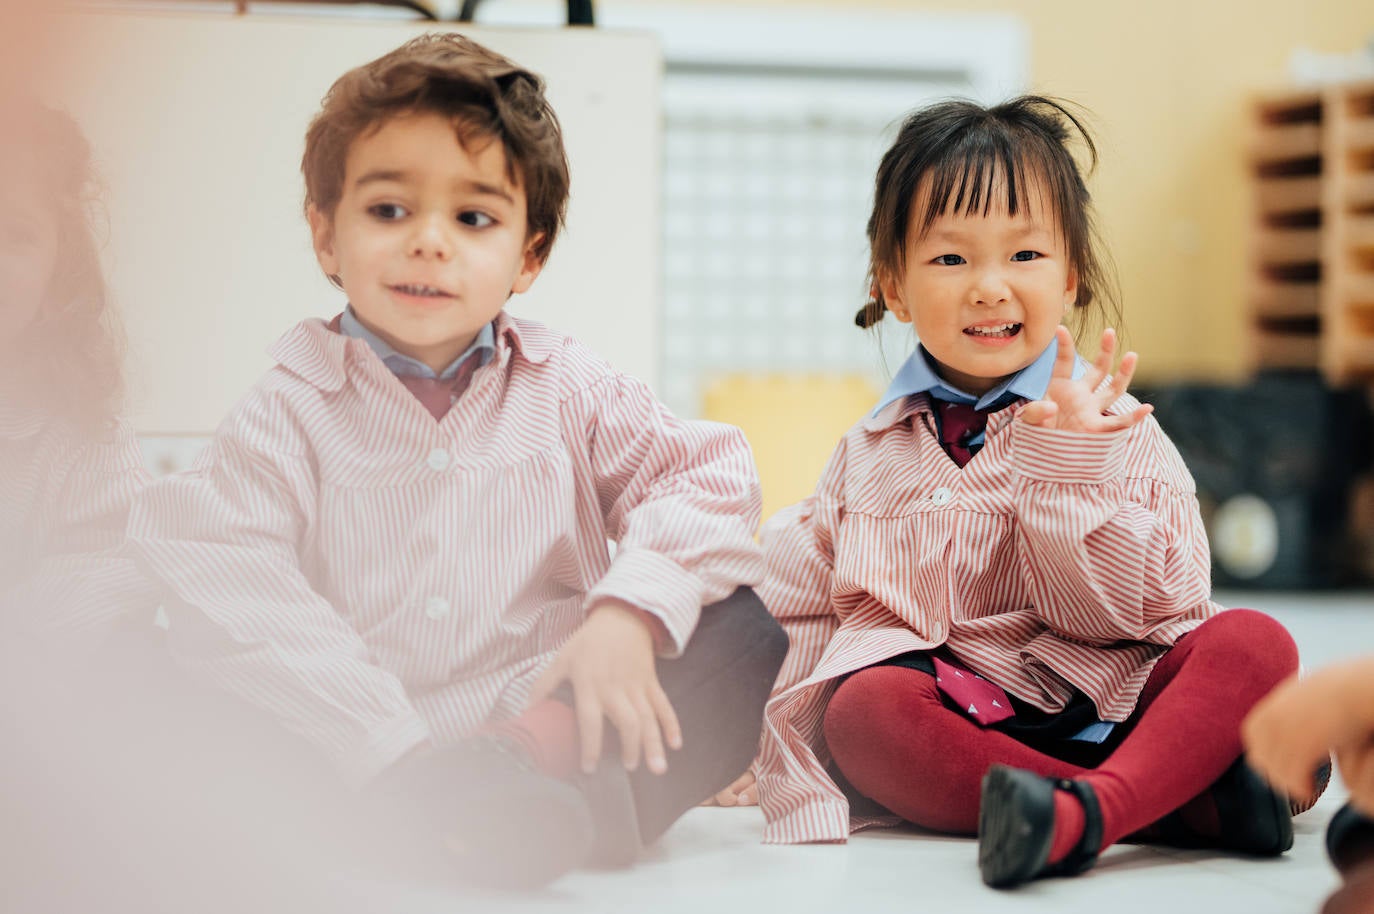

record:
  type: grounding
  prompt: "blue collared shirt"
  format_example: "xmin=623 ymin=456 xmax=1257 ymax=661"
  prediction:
xmin=872 ymin=339 xmax=1070 ymax=451
xmin=339 ymin=306 xmax=495 ymax=380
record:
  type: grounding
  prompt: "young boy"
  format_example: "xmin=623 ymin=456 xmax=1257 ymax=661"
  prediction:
xmin=128 ymin=33 xmax=786 ymax=889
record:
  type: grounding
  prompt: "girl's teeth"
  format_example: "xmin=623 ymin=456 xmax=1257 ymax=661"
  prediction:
xmin=967 ymin=323 xmax=1020 ymax=337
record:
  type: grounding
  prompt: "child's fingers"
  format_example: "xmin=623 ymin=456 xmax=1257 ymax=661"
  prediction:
xmin=605 ymin=693 xmax=644 ymax=771
xmin=650 ymin=683 xmax=683 ymax=752
xmin=1103 ymin=351 xmax=1138 ymax=405
xmin=637 ymin=697 xmax=669 ymax=775
xmin=1093 ymin=403 xmax=1153 ymax=432
xmin=1018 ymin=400 xmax=1058 ymax=427
xmin=1051 ymin=326 xmax=1076 ymax=378
xmin=1083 ymin=327 xmax=1115 ymax=391
xmin=575 ymin=688 xmax=605 ymax=774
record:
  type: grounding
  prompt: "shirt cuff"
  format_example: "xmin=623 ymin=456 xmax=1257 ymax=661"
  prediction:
xmin=340 ymin=714 xmax=432 ymax=789
xmin=1010 ymin=421 xmax=1130 ymax=485
xmin=586 ymin=548 xmax=703 ymax=657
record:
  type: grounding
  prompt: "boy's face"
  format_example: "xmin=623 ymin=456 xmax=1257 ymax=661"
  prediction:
xmin=309 ymin=111 xmax=543 ymax=373
xmin=880 ymin=171 xmax=1077 ymax=397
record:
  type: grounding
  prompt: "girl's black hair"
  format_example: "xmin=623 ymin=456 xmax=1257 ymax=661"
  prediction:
xmin=856 ymin=95 xmax=1119 ymax=333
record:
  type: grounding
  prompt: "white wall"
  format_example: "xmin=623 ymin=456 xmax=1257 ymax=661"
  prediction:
xmin=41 ymin=8 xmax=662 ymax=434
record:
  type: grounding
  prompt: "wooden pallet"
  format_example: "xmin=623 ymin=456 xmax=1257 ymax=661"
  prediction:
xmin=1246 ymin=80 xmax=1374 ymax=383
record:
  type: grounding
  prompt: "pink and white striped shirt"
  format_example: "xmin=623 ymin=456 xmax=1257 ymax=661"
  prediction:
xmin=755 ymin=391 xmax=1219 ymax=844
xmin=127 ymin=313 xmax=763 ymax=786
xmin=1 ymin=406 xmax=154 ymax=634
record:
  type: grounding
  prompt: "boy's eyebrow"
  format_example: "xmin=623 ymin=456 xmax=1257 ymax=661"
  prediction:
xmin=352 ymin=169 xmax=516 ymax=204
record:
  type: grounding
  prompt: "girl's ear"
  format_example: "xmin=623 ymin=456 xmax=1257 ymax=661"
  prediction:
xmin=878 ymin=272 xmax=912 ymax=323
xmin=1063 ymin=267 xmax=1079 ymax=310
xmin=509 ymin=232 xmax=546 ymax=295
xmin=307 ymin=204 xmax=340 ymax=280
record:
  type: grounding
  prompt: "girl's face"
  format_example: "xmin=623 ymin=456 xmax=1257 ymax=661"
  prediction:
xmin=0 ymin=180 xmax=59 ymax=349
xmin=880 ymin=171 xmax=1078 ymax=396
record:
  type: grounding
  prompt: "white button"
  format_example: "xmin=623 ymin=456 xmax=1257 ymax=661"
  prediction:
xmin=930 ymin=487 xmax=953 ymax=506
xmin=425 ymin=447 xmax=451 ymax=471
xmin=424 ymin=597 xmax=451 ymax=620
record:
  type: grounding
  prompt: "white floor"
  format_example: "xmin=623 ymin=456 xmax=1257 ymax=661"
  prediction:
xmin=363 ymin=589 xmax=1374 ymax=914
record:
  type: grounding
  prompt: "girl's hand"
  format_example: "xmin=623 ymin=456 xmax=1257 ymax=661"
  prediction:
xmin=527 ymin=601 xmax=682 ymax=775
xmin=1019 ymin=326 xmax=1154 ymax=432
xmin=702 ymin=768 xmax=758 ymax=807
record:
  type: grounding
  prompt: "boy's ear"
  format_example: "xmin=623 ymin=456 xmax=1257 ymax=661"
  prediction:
xmin=509 ymin=232 xmax=546 ymax=295
xmin=878 ymin=271 xmax=912 ymax=323
xmin=306 ymin=204 xmax=340 ymax=278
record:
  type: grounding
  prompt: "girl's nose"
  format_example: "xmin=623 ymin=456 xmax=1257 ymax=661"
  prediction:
xmin=971 ymin=267 xmax=1011 ymax=305
xmin=409 ymin=214 xmax=453 ymax=261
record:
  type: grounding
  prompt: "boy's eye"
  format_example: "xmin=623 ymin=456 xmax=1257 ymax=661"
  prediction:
xmin=368 ymin=203 xmax=407 ymax=221
xmin=1011 ymin=250 xmax=1041 ymax=262
xmin=458 ymin=211 xmax=495 ymax=228
xmin=933 ymin=254 xmax=965 ymax=266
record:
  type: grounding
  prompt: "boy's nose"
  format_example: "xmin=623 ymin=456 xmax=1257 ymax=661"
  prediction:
xmin=409 ymin=216 xmax=453 ymax=260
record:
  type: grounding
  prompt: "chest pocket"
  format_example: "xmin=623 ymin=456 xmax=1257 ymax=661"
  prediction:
xmin=312 ymin=443 xmax=581 ymax=631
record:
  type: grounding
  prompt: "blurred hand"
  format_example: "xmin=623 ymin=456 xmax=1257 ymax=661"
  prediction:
xmin=528 ymin=600 xmax=681 ymax=775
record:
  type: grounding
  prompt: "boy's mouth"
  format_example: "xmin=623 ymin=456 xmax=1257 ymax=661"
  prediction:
xmin=389 ymin=282 xmax=454 ymax=299
xmin=963 ymin=322 xmax=1021 ymax=338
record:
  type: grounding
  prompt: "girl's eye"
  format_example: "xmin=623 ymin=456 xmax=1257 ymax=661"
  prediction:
xmin=1011 ymin=250 xmax=1041 ymax=262
xmin=933 ymin=254 xmax=965 ymax=266
xmin=368 ymin=203 xmax=407 ymax=221
xmin=458 ymin=211 xmax=495 ymax=228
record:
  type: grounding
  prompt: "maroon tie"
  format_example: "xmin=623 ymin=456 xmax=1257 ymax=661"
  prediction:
xmin=936 ymin=400 xmax=988 ymax=468
xmin=398 ymin=358 xmax=480 ymax=421
xmin=932 ymin=654 xmax=1015 ymax=726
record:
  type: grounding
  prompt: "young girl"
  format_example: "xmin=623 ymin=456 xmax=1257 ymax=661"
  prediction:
xmin=0 ymin=100 xmax=152 ymax=635
xmin=742 ymin=96 xmax=1323 ymax=887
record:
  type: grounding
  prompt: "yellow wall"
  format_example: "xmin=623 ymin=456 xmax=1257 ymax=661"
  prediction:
xmin=637 ymin=0 xmax=1374 ymax=382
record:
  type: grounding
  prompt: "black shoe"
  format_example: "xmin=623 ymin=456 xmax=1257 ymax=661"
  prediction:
xmin=1158 ymin=755 xmax=1294 ymax=856
xmin=1328 ymin=803 xmax=1374 ymax=876
xmin=978 ymin=766 xmax=1102 ymax=889
xmin=379 ymin=736 xmax=595 ymax=890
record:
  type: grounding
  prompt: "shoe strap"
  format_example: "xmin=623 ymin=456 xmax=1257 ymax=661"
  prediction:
xmin=1049 ymin=778 xmax=1103 ymax=877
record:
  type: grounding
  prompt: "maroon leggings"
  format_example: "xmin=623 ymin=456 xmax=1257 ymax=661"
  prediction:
xmin=823 ymin=609 xmax=1298 ymax=846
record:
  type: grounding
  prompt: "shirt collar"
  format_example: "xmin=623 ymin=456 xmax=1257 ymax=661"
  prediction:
xmin=871 ymin=337 xmax=1076 ymax=418
xmin=339 ymin=306 xmax=494 ymax=380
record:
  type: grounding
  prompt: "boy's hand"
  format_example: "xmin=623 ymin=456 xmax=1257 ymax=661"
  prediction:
xmin=527 ymin=600 xmax=682 ymax=776
xmin=702 ymin=768 xmax=758 ymax=807
xmin=1019 ymin=326 xmax=1154 ymax=432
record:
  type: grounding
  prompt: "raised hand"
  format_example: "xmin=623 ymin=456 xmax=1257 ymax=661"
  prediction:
xmin=1019 ymin=326 xmax=1154 ymax=432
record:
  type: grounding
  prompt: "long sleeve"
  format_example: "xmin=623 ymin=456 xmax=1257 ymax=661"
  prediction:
xmin=127 ymin=396 xmax=428 ymax=786
xmin=1 ymin=420 xmax=157 ymax=635
xmin=757 ymin=436 xmax=848 ymax=695
xmin=566 ymin=373 xmax=764 ymax=656
xmin=1009 ymin=409 xmax=1213 ymax=646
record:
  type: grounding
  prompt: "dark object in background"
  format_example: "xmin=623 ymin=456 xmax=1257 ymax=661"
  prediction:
xmin=1138 ymin=372 xmax=1374 ymax=589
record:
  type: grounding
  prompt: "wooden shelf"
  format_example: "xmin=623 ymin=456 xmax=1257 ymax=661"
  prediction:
xmin=1248 ymin=81 xmax=1374 ymax=384
xmin=1256 ymin=176 xmax=1322 ymax=215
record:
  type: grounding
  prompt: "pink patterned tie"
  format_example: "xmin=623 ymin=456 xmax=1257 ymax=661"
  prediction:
xmin=932 ymin=654 xmax=1015 ymax=726
xmin=936 ymin=400 xmax=988 ymax=467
